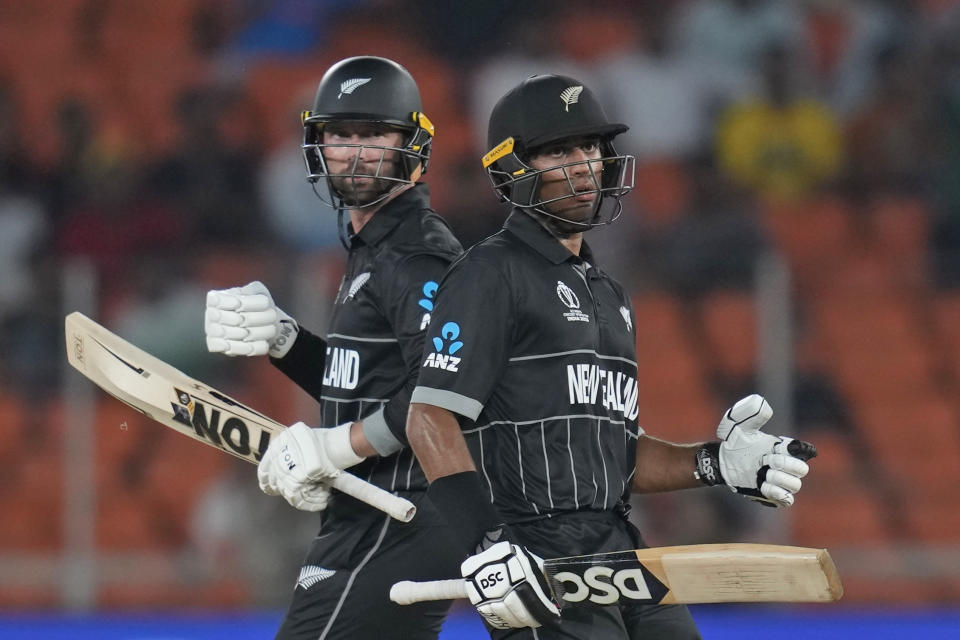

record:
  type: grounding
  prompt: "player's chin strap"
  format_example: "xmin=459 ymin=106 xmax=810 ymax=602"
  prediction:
xmin=530 ymin=198 xmax=625 ymax=237
xmin=320 ymin=181 xmax=418 ymax=251
xmin=337 ymin=206 xmax=351 ymax=251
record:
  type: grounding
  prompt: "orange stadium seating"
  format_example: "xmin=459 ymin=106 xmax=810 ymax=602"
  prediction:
xmin=633 ymin=294 xmax=719 ymax=441
xmin=2 ymin=0 xmax=959 ymax=612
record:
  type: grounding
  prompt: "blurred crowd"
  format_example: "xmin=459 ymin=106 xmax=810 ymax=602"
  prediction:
xmin=3 ymin=0 xmax=960 ymax=606
xmin=1 ymin=0 xmax=958 ymax=388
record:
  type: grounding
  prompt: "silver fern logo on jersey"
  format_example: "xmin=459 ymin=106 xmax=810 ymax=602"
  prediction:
xmin=338 ymin=77 xmax=371 ymax=99
xmin=557 ymin=281 xmax=589 ymax=323
xmin=560 ymin=85 xmax=583 ymax=112
xmin=297 ymin=565 xmax=336 ymax=590
xmin=346 ymin=272 xmax=371 ymax=300
xmin=619 ymin=306 xmax=632 ymax=332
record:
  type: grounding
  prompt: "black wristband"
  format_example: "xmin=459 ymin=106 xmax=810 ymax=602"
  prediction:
xmin=427 ymin=471 xmax=502 ymax=555
xmin=695 ymin=441 xmax=724 ymax=486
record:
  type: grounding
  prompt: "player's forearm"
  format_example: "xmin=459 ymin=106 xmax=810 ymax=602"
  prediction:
xmin=406 ymin=403 xmax=476 ymax=481
xmin=632 ymin=434 xmax=705 ymax=493
xmin=408 ymin=403 xmax=499 ymax=553
xmin=349 ymin=421 xmax=379 ymax=458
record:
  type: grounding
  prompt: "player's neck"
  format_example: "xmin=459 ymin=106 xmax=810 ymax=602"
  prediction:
xmin=350 ymin=208 xmax=376 ymax=234
xmin=527 ymin=210 xmax=584 ymax=256
xmin=558 ymin=233 xmax=583 ymax=256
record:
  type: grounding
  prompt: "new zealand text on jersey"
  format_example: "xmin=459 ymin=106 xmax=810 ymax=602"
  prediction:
xmin=323 ymin=347 xmax=360 ymax=390
xmin=567 ymin=363 xmax=639 ymax=420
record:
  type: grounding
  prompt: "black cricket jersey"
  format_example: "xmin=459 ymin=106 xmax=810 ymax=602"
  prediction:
xmin=273 ymin=184 xmax=462 ymax=494
xmin=412 ymin=210 xmax=643 ymax=522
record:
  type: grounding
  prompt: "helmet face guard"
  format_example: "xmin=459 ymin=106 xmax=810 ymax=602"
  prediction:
xmin=301 ymin=111 xmax=434 ymax=209
xmin=300 ymin=56 xmax=433 ymax=210
xmin=483 ymin=136 xmax=635 ymax=229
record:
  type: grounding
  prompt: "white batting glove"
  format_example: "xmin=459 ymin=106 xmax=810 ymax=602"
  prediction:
xmin=257 ymin=422 xmax=365 ymax=512
xmin=205 ymin=281 xmax=298 ymax=358
xmin=461 ymin=540 xmax=560 ymax=629
xmin=696 ymin=395 xmax=817 ymax=508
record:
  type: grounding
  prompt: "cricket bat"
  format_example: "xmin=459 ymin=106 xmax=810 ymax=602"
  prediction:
xmin=64 ymin=311 xmax=415 ymax=522
xmin=391 ymin=543 xmax=843 ymax=606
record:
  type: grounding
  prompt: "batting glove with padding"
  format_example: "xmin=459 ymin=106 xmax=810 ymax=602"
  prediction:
xmin=205 ymin=281 xmax=298 ymax=358
xmin=257 ymin=422 xmax=363 ymax=512
xmin=696 ymin=394 xmax=817 ymax=508
xmin=461 ymin=539 xmax=560 ymax=629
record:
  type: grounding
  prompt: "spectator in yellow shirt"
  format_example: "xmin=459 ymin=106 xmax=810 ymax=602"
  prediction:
xmin=716 ymin=44 xmax=843 ymax=203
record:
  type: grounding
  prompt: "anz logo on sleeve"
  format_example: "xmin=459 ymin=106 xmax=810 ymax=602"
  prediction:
xmin=418 ymin=281 xmax=438 ymax=330
xmin=423 ymin=321 xmax=463 ymax=372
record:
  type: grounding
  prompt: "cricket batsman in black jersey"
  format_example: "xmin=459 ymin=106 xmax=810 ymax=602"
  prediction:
xmin=203 ymin=56 xmax=463 ymax=640
xmin=406 ymin=74 xmax=818 ymax=639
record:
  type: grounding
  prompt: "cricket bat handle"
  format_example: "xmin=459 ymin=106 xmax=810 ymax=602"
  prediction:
xmin=331 ymin=472 xmax=416 ymax=523
xmin=390 ymin=579 xmax=468 ymax=605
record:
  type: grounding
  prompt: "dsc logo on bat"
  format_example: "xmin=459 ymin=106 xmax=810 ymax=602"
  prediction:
xmin=552 ymin=566 xmax=658 ymax=605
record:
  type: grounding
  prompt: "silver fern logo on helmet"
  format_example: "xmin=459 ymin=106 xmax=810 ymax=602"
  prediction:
xmin=560 ymin=85 xmax=583 ymax=112
xmin=338 ymin=77 xmax=371 ymax=99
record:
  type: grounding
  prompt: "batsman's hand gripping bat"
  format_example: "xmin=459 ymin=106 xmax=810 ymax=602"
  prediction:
xmin=64 ymin=311 xmax=415 ymax=522
xmin=391 ymin=543 xmax=842 ymax=606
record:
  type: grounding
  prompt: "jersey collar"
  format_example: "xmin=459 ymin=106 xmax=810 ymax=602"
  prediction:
xmin=351 ymin=183 xmax=430 ymax=247
xmin=503 ymin=210 xmax=598 ymax=266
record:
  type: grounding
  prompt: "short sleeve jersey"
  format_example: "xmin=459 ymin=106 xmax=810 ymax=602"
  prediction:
xmin=411 ymin=211 xmax=643 ymax=522
xmin=275 ymin=184 xmax=462 ymax=493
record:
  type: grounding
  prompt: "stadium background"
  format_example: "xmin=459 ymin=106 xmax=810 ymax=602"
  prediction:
xmin=1 ymin=0 xmax=959 ymax=637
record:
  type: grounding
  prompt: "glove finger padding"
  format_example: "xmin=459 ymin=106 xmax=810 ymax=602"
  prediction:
xmin=206 ymin=307 xmax=279 ymax=329
xmin=257 ymin=447 xmax=281 ymax=495
xmin=206 ymin=289 xmax=243 ymax=311
xmin=205 ymin=307 xmax=242 ymax=327
xmin=243 ymin=324 xmax=279 ymax=341
xmin=234 ymin=309 xmax=279 ymax=328
xmin=205 ymin=281 xmax=298 ymax=358
xmin=759 ymin=481 xmax=795 ymax=507
xmin=206 ymin=324 xmax=250 ymax=340
xmin=206 ymin=281 xmax=273 ymax=312
xmin=206 ymin=336 xmax=269 ymax=356
xmin=763 ymin=467 xmax=803 ymax=493
xmin=764 ymin=451 xmax=810 ymax=479
xmin=286 ymin=482 xmax=331 ymax=512
xmin=230 ymin=293 xmax=273 ymax=313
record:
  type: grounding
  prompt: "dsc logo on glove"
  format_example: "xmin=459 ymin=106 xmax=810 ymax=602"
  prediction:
xmin=475 ymin=565 xmax=508 ymax=597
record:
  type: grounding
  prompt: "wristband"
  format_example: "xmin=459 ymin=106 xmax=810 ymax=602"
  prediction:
xmin=269 ymin=316 xmax=299 ymax=358
xmin=428 ymin=471 xmax=501 ymax=555
xmin=323 ymin=422 xmax=365 ymax=470
xmin=694 ymin=441 xmax=724 ymax=486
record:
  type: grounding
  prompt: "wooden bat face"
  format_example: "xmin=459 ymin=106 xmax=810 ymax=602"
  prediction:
xmin=543 ymin=544 xmax=843 ymax=608
xmin=65 ymin=311 xmax=280 ymax=465
xmin=64 ymin=311 xmax=418 ymax=522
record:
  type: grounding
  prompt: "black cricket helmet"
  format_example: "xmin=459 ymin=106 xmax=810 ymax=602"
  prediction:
xmin=301 ymin=56 xmax=435 ymax=209
xmin=482 ymin=74 xmax=635 ymax=229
